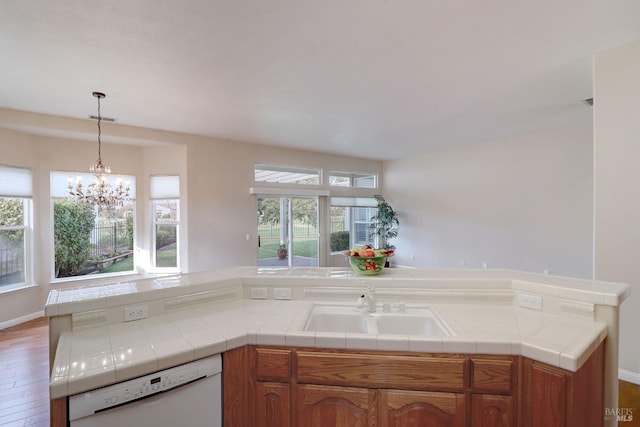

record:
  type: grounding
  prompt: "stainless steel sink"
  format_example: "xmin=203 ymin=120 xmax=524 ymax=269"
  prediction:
xmin=304 ymin=304 xmax=452 ymax=336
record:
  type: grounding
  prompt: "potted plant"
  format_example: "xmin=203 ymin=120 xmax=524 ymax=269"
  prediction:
xmin=370 ymin=194 xmax=399 ymax=251
xmin=277 ymin=243 xmax=288 ymax=259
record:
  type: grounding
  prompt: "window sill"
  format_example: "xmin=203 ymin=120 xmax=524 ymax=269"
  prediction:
xmin=0 ymin=283 xmax=39 ymax=296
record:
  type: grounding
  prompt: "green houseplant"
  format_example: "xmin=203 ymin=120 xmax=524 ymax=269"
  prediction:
xmin=370 ymin=195 xmax=399 ymax=250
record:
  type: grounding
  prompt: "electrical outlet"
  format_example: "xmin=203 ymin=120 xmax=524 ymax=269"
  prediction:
xmin=274 ymin=287 xmax=292 ymax=300
xmin=250 ymin=287 xmax=268 ymax=299
xmin=124 ymin=304 xmax=149 ymax=322
xmin=517 ymin=294 xmax=543 ymax=310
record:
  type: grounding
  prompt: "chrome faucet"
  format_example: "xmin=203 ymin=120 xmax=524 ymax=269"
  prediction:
xmin=357 ymin=286 xmax=377 ymax=313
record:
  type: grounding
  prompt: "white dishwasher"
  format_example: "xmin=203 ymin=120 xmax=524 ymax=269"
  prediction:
xmin=68 ymin=354 xmax=222 ymax=427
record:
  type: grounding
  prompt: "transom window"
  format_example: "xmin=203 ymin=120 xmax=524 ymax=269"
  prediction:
xmin=254 ymin=164 xmax=321 ymax=185
xmin=329 ymin=171 xmax=377 ymax=188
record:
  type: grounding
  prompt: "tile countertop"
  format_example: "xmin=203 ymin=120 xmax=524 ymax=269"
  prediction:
xmin=46 ymin=267 xmax=630 ymax=399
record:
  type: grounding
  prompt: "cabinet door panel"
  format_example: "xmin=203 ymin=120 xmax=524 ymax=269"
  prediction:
xmin=256 ymin=382 xmax=290 ymax=427
xmin=296 ymin=384 xmax=375 ymax=427
xmin=379 ymin=389 xmax=465 ymax=427
xmin=471 ymin=395 xmax=514 ymax=427
xmin=522 ymin=359 xmax=567 ymax=427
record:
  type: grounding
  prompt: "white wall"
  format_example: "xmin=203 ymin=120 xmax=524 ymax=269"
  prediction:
xmin=594 ymin=41 xmax=640 ymax=380
xmin=384 ymin=123 xmax=594 ymax=278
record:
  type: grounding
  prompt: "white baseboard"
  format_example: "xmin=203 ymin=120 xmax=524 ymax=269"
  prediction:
xmin=0 ymin=311 xmax=45 ymax=331
xmin=619 ymin=369 xmax=640 ymax=385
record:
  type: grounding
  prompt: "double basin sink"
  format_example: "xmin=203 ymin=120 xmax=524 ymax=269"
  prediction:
xmin=304 ymin=304 xmax=453 ymax=337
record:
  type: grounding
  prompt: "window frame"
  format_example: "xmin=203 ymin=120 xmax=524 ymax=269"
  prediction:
xmin=151 ymin=199 xmax=180 ymax=272
xmin=50 ymin=170 xmax=137 ymax=283
xmin=329 ymin=171 xmax=377 ymax=189
xmin=254 ymin=163 xmax=322 ymax=186
xmin=150 ymin=175 xmax=180 ymax=273
xmin=0 ymin=197 xmax=33 ymax=291
xmin=329 ymin=197 xmax=379 ymax=253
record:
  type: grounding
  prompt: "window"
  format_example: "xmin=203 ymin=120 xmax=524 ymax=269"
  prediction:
xmin=329 ymin=171 xmax=377 ymax=188
xmin=150 ymin=175 xmax=180 ymax=271
xmin=0 ymin=165 xmax=32 ymax=289
xmin=255 ymin=164 xmax=321 ymax=185
xmin=51 ymin=171 xmax=136 ymax=280
xmin=329 ymin=197 xmax=378 ymax=252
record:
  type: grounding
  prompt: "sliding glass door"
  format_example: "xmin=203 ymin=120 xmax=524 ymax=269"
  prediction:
xmin=256 ymin=196 xmax=318 ymax=267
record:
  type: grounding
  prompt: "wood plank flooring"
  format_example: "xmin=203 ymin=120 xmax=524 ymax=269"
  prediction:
xmin=0 ymin=317 xmax=639 ymax=426
xmin=0 ymin=318 xmax=49 ymax=427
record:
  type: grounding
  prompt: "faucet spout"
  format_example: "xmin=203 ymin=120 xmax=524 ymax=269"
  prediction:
xmin=357 ymin=286 xmax=376 ymax=313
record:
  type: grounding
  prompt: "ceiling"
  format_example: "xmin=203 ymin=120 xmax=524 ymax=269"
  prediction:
xmin=1 ymin=1 xmax=639 ymax=160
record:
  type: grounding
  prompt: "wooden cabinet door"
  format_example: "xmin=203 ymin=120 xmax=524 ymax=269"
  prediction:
xmin=256 ymin=382 xmax=290 ymax=427
xmin=522 ymin=358 xmax=567 ymax=427
xmin=471 ymin=394 xmax=514 ymax=427
xmin=379 ymin=389 xmax=466 ymax=427
xmin=295 ymin=384 xmax=376 ymax=427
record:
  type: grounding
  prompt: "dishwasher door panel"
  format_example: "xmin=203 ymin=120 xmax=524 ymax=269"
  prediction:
xmin=70 ymin=374 xmax=221 ymax=427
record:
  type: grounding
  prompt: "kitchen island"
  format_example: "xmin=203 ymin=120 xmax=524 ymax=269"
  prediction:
xmin=46 ymin=267 xmax=630 ymax=426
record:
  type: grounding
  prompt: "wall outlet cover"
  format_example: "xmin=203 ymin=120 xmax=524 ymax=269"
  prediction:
xmin=250 ymin=287 xmax=268 ymax=299
xmin=274 ymin=288 xmax=292 ymax=300
xmin=124 ymin=305 xmax=149 ymax=322
xmin=517 ymin=294 xmax=543 ymax=310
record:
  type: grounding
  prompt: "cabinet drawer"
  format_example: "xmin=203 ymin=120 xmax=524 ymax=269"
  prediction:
xmin=256 ymin=348 xmax=292 ymax=381
xmin=296 ymin=351 xmax=465 ymax=391
xmin=470 ymin=357 xmax=515 ymax=393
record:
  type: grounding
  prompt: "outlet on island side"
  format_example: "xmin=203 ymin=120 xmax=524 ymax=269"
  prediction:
xmin=274 ymin=287 xmax=292 ymax=300
xmin=250 ymin=287 xmax=268 ymax=299
xmin=124 ymin=304 xmax=149 ymax=322
xmin=517 ymin=293 xmax=543 ymax=310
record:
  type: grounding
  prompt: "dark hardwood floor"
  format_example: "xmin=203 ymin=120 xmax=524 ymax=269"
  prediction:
xmin=0 ymin=317 xmax=49 ymax=427
xmin=0 ymin=317 xmax=638 ymax=426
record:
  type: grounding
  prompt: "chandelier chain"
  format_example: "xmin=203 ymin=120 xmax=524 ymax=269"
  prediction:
xmin=96 ymin=94 xmax=102 ymax=163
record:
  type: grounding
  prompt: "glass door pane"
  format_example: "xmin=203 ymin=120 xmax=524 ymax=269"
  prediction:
xmin=257 ymin=197 xmax=289 ymax=267
xmin=290 ymin=197 xmax=318 ymax=267
xmin=256 ymin=196 xmax=319 ymax=267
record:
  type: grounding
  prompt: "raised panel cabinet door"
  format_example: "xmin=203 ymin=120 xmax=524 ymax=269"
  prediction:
xmin=471 ymin=395 xmax=514 ymax=427
xmin=296 ymin=384 xmax=376 ymax=427
xmin=255 ymin=382 xmax=290 ymax=427
xmin=379 ymin=389 xmax=466 ymax=427
xmin=522 ymin=359 xmax=567 ymax=427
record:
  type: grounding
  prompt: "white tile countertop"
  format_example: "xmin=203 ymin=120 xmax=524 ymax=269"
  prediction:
xmin=46 ymin=267 xmax=630 ymax=401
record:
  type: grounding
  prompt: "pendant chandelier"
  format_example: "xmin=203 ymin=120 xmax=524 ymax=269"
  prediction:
xmin=68 ymin=91 xmax=130 ymax=210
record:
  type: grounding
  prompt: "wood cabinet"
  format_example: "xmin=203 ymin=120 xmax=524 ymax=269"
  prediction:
xmin=222 ymin=344 xmax=604 ymax=427
xmin=296 ymin=384 xmax=375 ymax=427
xmin=471 ymin=394 xmax=514 ymax=427
xmin=521 ymin=342 xmax=604 ymax=427
xmin=380 ymin=389 xmax=466 ymax=427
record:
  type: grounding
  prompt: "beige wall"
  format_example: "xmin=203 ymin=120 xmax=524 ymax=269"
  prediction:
xmin=594 ymin=41 xmax=640 ymax=379
xmin=184 ymin=137 xmax=382 ymax=271
xmin=383 ymin=122 xmax=594 ymax=278
xmin=0 ymin=110 xmax=381 ymax=325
